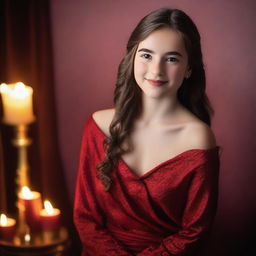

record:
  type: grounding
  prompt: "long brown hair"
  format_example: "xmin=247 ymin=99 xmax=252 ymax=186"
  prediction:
xmin=97 ymin=8 xmax=213 ymax=191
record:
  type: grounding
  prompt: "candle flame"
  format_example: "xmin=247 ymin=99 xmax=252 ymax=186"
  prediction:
xmin=44 ymin=200 xmax=54 ymax=215
xmin=0 ymin=214 xmax=7 ymax=226
xmin=0 ymin=83 xmax=8 ymax=93
xmin=24 ymin=233 xmax=31 ymax=243
xmin=13 ymin=82 xmax=28 ymax=99
xmin=0 ymin=82 xmax=29 ymax=99
xmin=21 ymin=186 xmax=33 ymax=199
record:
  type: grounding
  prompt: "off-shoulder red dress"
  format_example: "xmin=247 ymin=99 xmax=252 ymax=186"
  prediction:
xmin=74 ymin=115 xmax=220 ymax=256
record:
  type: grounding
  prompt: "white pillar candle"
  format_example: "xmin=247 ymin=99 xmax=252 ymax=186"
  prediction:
xmin=0 ymin=82 xmax=35 ymax=125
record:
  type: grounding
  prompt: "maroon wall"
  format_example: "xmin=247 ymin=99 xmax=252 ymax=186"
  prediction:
xmin=50 ymin=0 xmax=256 ymax=255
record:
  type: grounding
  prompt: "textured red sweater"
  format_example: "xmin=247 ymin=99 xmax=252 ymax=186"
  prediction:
xmin=74 ymin=115 xmax=220 ymax=256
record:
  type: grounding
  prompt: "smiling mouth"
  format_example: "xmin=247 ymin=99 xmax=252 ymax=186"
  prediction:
xmin=145 ymin=79 xmax=168 ymax=87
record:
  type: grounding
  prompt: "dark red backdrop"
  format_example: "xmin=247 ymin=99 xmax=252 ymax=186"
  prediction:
xmin=50 ymin=0 xmax=256 ymax=255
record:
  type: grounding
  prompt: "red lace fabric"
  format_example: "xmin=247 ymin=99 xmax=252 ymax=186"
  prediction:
xmin=74 ymin=115 xmax=220 ymax=256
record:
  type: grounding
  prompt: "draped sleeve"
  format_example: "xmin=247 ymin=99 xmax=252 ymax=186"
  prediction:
xmin=73 ymin=117 xmax=133 ymax=256
xmin=136 ymin=150 xmax=220 ymax=256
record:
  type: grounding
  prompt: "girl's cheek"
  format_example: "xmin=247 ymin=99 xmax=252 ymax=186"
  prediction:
xmin=135 ymin=62 xmax=147 ymax=75
xmin=168 ymin=66 xmax=185 ymax=77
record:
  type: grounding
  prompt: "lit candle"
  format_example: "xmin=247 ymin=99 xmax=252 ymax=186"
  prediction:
xmin=0 ymin=214 xmax=16 ymax=241
xmin=40 ymin=200 xmax=61 ymax=232
xmin=18 ymin=186 xmax=42 ymax=233
xmin=0 ymin=82 xmax=35 ymax=125
xmin=24 ymin=233 xmax=31 ymax=245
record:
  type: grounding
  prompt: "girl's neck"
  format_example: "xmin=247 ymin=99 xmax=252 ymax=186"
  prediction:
xmin=139 ymin=95 xmax=183 ymax=125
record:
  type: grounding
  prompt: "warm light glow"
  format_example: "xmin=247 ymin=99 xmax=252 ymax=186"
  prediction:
xmin=0 ymin=82 xmax=35 ymax=125
xmin=0 ymin=214 xmax=7 ymax=226
xmin=44 ymin=200 xmax=54 ymax=215
xmin=13 ymin=82 xmax=29 ymax=99
xmin=0 ymin=83 xmax=8 ymax=93
xmin=0 ymin=82 xmax=29 ymax=99
xmin=21 ymin=186 xmax=33 ymax=199
xmin=24 ymin=233 xmax=31 ymax=243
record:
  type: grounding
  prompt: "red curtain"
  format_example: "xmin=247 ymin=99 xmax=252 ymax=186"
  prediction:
xmin=0 ymin=132 xmax=6 ymax=213
xmin=0 ymin=0 xmax=80 ymax=254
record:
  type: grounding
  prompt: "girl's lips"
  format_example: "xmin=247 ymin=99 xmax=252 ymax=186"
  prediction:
xmin=145 ymin=79 xmax=168 ymax=87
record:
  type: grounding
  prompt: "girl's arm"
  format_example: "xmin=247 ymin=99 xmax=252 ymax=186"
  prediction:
xmin=136 ymin=158 xmax=219 ymax=256
xmin=73 ymin=124 xmax=133 ymax=256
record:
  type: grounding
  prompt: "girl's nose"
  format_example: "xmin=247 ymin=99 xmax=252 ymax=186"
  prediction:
xmin=150 ymin=59 xmax=164 ymax=76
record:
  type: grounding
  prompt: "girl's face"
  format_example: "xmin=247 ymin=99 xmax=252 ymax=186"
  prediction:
xmin=134 ymin=27 xmax=191 ymax=99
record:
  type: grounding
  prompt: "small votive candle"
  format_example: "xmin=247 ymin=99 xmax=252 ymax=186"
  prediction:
xmin=18 ymin=186 xmax=42 ymax=233
xmin=0 ymin=214 xmax=16 ymax=241
xmin=40 ymin=200 xmax=61 ymax=232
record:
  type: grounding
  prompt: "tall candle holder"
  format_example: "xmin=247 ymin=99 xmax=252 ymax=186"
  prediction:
xmin=12 ymin=124 xmax=33 ymax=237
xmin=0 ymin=82 xmax=35 ymax=237
xmin=12 ymin=124 xmax=32 ymax=191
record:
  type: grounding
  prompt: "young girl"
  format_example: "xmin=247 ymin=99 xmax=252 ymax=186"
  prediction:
xmin=74 ymin=8 xmax=220 ymax=256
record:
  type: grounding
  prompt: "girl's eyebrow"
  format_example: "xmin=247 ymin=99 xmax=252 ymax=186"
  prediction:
xmin=138 ymin=48 xmax=183 ymax=57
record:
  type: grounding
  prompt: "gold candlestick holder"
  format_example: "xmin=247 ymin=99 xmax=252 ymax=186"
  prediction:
xmin=12 ymin=124 xmax=32 ymax=190
xmin=12 ymin=124 xmax=32 ymax=237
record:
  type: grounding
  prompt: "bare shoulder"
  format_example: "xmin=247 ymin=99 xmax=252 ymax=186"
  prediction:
xmin=183 ymin=120 xmax=217 ymax=150
xmin=92 ymin=108 xmax=115 ymax=136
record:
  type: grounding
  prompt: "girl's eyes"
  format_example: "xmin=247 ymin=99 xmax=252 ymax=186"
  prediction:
xmin=166 ymin=57 xmax=179 ymax=63
xmin=140 ymin=54 xmax=179 ymax=63
xmin=140 ymin=53 xmax=152 ymax=60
